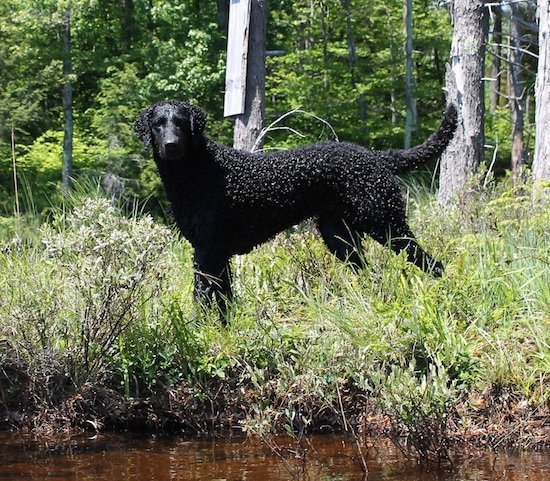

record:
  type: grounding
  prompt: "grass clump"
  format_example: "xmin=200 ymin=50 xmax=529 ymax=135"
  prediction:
xmin=0 ymin=177 xmax=550 ymax=457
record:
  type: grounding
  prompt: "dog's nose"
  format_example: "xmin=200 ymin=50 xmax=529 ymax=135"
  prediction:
xmin=164 ymin=141 xmax=179 ymax=157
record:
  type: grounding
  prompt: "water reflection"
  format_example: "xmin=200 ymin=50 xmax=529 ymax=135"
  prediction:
xmin=0 ymin=432 xmax=549 ymax=480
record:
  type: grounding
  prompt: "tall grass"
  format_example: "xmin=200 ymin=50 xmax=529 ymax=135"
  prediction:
xmin=0 ymin=177 xmax=549 ymax=453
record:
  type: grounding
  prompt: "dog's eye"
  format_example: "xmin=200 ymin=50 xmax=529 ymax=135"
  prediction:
xmin=153 ymin=119 xmax=165 ymax=129
xmin=173 ymin=118 xmax=185 ymax=128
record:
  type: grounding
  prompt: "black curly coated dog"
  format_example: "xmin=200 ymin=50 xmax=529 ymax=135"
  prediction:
xmin=135 ymin=100 xmax=458 ymax=318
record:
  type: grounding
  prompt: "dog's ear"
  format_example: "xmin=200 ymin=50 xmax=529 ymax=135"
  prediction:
xmin=134 ymin=106 xmax=153 ymax=148
xmin=187 ymin=103 xmax=207 ymax=138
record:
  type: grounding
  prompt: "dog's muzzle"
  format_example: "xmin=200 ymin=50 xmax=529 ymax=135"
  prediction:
xmin=164 ymin=141 xmax=180 ymax=158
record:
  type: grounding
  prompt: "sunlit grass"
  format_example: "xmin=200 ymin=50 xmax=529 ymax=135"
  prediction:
xmin=0 ymin=176 xmax=549 ymax=451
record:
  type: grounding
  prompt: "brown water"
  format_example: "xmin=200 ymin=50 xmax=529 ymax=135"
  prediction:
xmin=1 ymin=432 xmax=549 ymax=480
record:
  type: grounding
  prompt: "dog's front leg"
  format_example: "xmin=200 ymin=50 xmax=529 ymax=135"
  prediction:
xmin=193 ymin=252 xmax=233 ymax=323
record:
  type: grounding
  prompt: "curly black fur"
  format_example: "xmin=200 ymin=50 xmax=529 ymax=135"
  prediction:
xmin=135 ymin=100 xmax=458 ymax=318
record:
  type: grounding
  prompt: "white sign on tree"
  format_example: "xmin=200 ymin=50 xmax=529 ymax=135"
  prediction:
xmin=224 ymin=0 xmax=252 ymax=117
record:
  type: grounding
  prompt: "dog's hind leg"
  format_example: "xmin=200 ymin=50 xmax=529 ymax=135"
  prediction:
xmin=318 ymin=217 xmax=366 ymax=270
xmin=370 ymin=224 xmax=444 ymax=277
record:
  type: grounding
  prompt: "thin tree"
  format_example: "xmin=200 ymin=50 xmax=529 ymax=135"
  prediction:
xmin=120 ymin=0 xmax=134 ymax=53
xmin=233 ymin=0 xmax=267 ymax=152
xmin=509 ymin=2 xmax=527 ymax=178
xmin=61 ymin=6 xmax=73 ymax=194
xmin=385 ymin=7 xmax=399 ymax=127
xmin=342 ymin=0 xmax=367 ymax=142
xmin=437 ymin=0 xmax=488 ymax=205
xmin=404 ymin=0 xmax=417 ymax=148
xmin=489 ymin=5 xmax=502 ymax=113
xmin=533 ymin=0 xmax=550 ymax=181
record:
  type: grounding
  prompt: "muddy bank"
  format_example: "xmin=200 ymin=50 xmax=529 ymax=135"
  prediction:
xmin=3 ymin=374 xmax=550 ymax=453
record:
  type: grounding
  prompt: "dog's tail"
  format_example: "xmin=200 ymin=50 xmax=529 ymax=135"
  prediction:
xmin=381 ymin=104 xmax=458 ymax=174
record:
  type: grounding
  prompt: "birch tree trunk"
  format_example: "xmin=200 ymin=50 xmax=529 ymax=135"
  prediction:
xmin=437 ymin=0 xmax=488 ymax=205
xmin=62 ymin=8 xmax=73 ymax=195
xmin=533 ymin=0 xmax=550 ymax=181
xmin=509 ymin=3 xmax=526 ymax=178
xmin=233 ymin=0 xmax=266 ymax=152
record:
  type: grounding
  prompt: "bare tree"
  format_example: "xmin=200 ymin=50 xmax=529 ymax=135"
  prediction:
xmin=404 ymin=0 xmax=417 ymax=148
xmin=509 ymin=2 xmax=527 ymax=178
xmin=489 ymin=5 xmax=502 ymax=113
xmin=437 ymin=0 xmax=488 ymax=205
xmin=233 ymin=0 xmax=267 ymax=152
xmin=62 ymin=7 xmax=73 ymax=195
xmin=533 ymin=0 xmax=550 ymax=181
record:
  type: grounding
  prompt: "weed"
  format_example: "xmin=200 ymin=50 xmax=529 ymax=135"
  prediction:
xmin=373 ymin=358 xmax=458 ymax=463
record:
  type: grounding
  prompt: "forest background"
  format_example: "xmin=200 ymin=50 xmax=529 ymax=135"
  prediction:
xmin=2 ymin=0 xmax=550 ymax=457
xmin=0 ymin=0 xmax=539 ymax=220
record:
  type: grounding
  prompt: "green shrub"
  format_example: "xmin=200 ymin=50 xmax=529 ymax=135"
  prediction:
xmin=1 ymin=197 xmax=175 ymax=387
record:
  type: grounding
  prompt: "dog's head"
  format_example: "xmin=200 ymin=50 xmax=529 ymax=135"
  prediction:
xmin=134 ymin=100 xmax=206 ymax=161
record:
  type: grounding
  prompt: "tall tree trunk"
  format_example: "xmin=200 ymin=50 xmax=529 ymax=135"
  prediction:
xmin=404 ymin=0 xmax=416 ymax=148
xmin=489 ymin=5 xmax=502 ymax=113
xmin=120 ymin=0 xmax=134 ymax=53
xmin=62 ymin=8 xmax=73 ymax=195
xmin=509 ymin=3 xmax=526 ymax=178
xmin=320 ymin=1 xmax=330 ymax=92
xmin=533 ymin=0 xmax=550 ymax=181
xmin=233 ymin=0 xmax=267 ymax=152
xmin=342 ymin=0 xmax=367 ymax=142
xmin=437 ymin=0 xmax=488 ymax=205
xmin=385 ymin=8 xmax=399 ymax=126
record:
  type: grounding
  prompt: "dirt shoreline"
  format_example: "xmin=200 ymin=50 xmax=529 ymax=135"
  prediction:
xmin=3 ymin=380 xmax=550 ymax=453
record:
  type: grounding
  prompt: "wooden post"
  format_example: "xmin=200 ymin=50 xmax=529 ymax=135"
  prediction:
xmin=224 ymin=0 xmax=267 ymax=152
xmin=224 ymin=0 xmax=251 ymax=117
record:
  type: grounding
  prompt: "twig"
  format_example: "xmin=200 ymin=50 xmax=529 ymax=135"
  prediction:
xmin=11 ymin=127 xmax=20 ymax=225
xmin=336 ymin=384 xmax=368 ymax=474
xmin=252 ymin=109 xmax=339 ymax=153
xmin=484 ymin=141 xmax=499 ymax=189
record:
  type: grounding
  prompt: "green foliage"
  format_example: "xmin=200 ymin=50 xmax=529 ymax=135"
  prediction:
xmin=0 ymin=0 xmax=63 ymax=141
xmin=8 ymin=130 xmax=105 ymax=214
xmin=0 ymin=195 xmax=175 ymax=386
xmin=265 ymin=0 xmax=451 ymax=149
xmin=1 ymin=0 xmax=454 ymax=219
xmin=1 ymin=177 xmax=550 ymax=451
xmin=168 ymin=300 xmax=236 ymax=385
xmin=373 ymin=359 xmax=457 ymax=461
